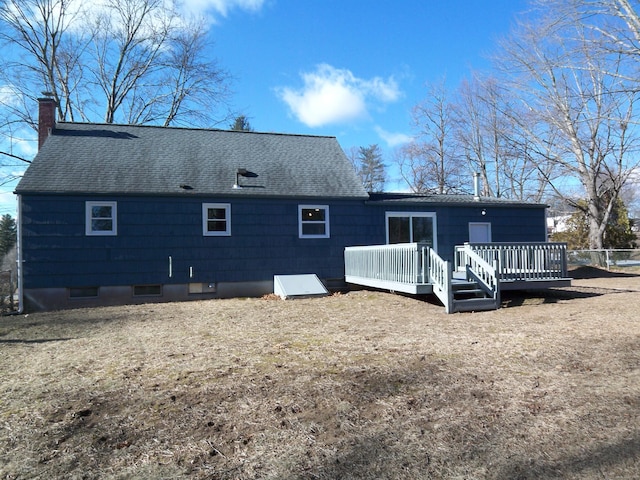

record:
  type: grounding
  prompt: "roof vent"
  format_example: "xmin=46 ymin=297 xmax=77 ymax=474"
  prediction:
xmin=233 ymin=168 xmax=249 ymax=189
xmin=473 ymin=172 xmax=481 ymax=201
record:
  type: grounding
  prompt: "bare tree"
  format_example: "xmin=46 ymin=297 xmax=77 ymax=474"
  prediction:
xmin=400 ymin=80 xmax=465 ymax=194
xmin=495 ymin=2 xmax=640 ymax=248
xmin=0 ymin=0 xmax=88 ymax=129
xmin=89 ymin=0 xmax=172 ymax=124
xmin=454 ymin=76 xmax=501 ymax=197
xmin=394 ymin=144 xmax=433 ymax=194
xmin=539 ymin=0 xmax=640 ymax=59
xmin=454 ymin=74 xmax=554 ymax=201
xmin=0 ymin=0 xmax=231 ymax=158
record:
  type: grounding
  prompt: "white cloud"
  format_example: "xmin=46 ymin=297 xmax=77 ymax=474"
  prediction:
xmin=54 ymin=0 xmax=265 ymax=31
xmin=180 ymin=0 xmax=265 ymax=19
xmin=0 ymin=84 xmax=20 ymax=107
xmin=277 ymin=64 xmax=402 ymax=128
xmin=12 ymin=137 xmax=37 ymax=159
xmin=374 ymin=126 xmax=412 ymax=148
xmin=0 ymin=192 xmax=17 ymax=216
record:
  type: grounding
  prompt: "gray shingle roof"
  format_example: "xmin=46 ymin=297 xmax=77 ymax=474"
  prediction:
xmin=15 ymin=123 xmax=369 ymax=199
xmin=366 ymin=192 xmax=547 ymax=208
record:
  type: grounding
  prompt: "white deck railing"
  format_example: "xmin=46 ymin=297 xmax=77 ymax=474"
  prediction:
xmin=459 ymin=246 xmax=500 ymax=306
xmin=344 ymin=242 xmax=429 ymax=285
xmin=456 ymin=242 xmax=568 ymax=281
xmin=345 ymin=242 xmax=568 ymax=313
xmin=427 ymin=246 xmax=452 ymax=313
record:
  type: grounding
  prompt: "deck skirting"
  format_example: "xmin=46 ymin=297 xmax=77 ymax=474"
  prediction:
xmin=345 ymin=275 xmax=433 ymax=295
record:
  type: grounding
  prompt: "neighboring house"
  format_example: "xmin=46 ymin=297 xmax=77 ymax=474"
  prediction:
xmin=547 ymin=214 xmax=572 ymax=235
xmin=15 ymin=99 xmax=550 ymax=312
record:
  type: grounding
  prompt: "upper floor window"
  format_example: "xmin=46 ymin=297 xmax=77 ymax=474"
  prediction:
xmin=86 ymin=201 xmax=117 ymax=236
xmin=203 ymin=203 xmax=231 ymax=236
xmin=299 ymin=205 xmax=330 ymax=238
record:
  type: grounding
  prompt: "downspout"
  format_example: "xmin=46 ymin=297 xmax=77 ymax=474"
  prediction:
xmin=16 ymin=194 xmax=24 ymax=314
xmin=544 ymin=206 xmax=549 ymax=242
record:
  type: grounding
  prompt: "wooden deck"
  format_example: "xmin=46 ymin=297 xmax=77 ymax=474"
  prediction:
xmin=344 ymin=242 xmax=571 ymax=313
xmin=344 ymin=243 xmax=434 ymax=295
xmin=454 ymin=243 xmax=571 ymax=290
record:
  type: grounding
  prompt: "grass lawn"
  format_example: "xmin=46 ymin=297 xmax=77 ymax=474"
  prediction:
xmin=1 ymin=271 xmax=639 ymax=479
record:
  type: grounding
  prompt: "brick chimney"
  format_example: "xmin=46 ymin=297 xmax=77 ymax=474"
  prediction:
xmin=38 ymin=96 xmax=56 ymax=150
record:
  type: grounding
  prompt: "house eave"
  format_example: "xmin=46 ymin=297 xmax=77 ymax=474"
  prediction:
xmin=364 ymin=198 xmax=548 ymax=209
xmin=14 ymin=189 xmax=371 ymax=201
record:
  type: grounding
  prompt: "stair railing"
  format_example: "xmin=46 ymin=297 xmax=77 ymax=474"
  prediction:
xmin=427 ymin=247 xmax=453 ymax=313
xmin=459 ymin=244 xmax=500 ymax=304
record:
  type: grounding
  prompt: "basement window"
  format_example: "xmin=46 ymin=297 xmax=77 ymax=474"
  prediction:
xmin=86 ymin=201 xmax=117 ymax=236
xmin=299 ymin=205 xmax=330 ymax=238
xmin=133 ymin=285 xmax=162 ymax=296
xmin=203 ymin=203 xmax=231 ymax=236
xmin=69 ymin=286 xmax=99 ymax=298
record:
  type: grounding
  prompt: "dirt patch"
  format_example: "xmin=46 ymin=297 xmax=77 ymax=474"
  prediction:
xmin=1 ymin=276 xmax=639 ymax=479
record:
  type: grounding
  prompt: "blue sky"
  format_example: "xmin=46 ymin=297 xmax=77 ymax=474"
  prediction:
xmin=1 ymin=0 xmax=531 ymax=214
xmin=212 ymin=0 xmax=529 ymax=173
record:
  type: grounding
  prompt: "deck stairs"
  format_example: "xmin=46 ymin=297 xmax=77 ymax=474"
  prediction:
xmin=427 ymin=246 xmax=500 ymax=313
xmin=449 ymin=276 xmax=500 ymax=313
xmin=344 ymin=242 xmax=568 ymax=314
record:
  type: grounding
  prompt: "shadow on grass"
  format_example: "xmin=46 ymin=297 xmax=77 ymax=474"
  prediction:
xmin=6 ymin=328 xmax=638 ymax=480
xmin=284 ymin=358 xmax=640 ymax=480
xmin=495 ymin=434 xmax=640 ymax=480
xmin=0 ymin=337 xmax=73 ymax=344
xmin=412 ymin=287 xmax=608 ymax=310
xmin=500 ymin=288 xmax=605 ymax=308
xmin=569 ymin=265 xmax=640 ymax=279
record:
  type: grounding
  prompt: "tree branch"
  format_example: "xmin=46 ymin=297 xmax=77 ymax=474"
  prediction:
xmin=0 ymin=151 xmax=31 ymax=164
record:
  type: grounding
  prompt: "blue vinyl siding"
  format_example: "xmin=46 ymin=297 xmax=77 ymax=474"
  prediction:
xmin=20 ymin=195 xmax=372 ymax=289
xmin=364 ymin=203 xmax=547 ymax=264
xmin=20 ymin=194 xmax=547 ymax=290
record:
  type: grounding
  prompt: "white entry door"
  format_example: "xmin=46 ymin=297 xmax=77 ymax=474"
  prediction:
xmin=469 ymin=222 xmax=491 ymax=243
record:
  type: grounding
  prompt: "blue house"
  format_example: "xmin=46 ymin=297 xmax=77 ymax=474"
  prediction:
xmin=14 ymin=99 xmax=568 ymax=312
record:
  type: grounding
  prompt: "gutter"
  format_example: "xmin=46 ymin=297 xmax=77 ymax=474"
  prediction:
xmin=16 ymin=194 xmax=23 ymax=314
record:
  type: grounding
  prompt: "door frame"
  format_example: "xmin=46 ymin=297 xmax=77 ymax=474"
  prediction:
xmin=385 ymin=211 xmax=438 ymax=252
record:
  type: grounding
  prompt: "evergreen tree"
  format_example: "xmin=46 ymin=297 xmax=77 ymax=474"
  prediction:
xmin=230 ymin=115 xmax=254 ymax=132
xmin=604 ymin=198 xmax=636 ymax=249
xmin=551 ymin=198 xmax=636 ymax=249
xmin=0 ymin=214 xmax=16 ymax=258
xmin=355 ymin=144 xmax=386 ymax=192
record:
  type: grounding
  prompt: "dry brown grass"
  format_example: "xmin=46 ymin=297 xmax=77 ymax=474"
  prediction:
xmin=1 ymin=271 xmax=640 ymax=479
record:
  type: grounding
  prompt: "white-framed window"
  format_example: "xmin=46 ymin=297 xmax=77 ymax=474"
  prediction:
xmin=299 ymin=205 xmax=330 ymax=238
xmin=386 ymin=212 xmax=437 ymax=250
xmin=86 ymin=201 xmax=117 ymax=236
xmin=203 ymin=203 xmax=231 ymax=236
